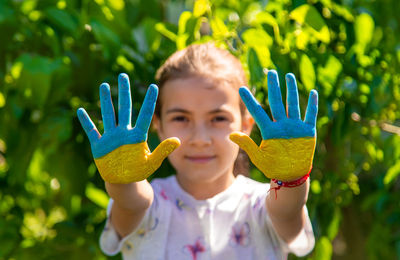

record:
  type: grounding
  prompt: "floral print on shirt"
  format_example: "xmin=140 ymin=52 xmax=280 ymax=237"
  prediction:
xmin=183 ymin=237 xmax=206 ymax=260
xmin=229 ymin=222 xmax=251 ymax=247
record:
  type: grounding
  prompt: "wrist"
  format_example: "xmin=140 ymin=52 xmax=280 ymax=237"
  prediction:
xmin=269 ymin=172 xmax=310 ymax=200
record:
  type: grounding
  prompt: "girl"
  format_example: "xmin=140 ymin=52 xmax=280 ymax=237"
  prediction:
xmin=77 ymin=43 xmax=317 ymax=259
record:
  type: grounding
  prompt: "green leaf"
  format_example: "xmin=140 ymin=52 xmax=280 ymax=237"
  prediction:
xmin=40 ymin=111 xmax=73 ymax=146
xmin=327 ymin=207 xmax=342 ymax=240
xmin=14 ymin=54 xmax=60 ymax=108
xmin=315 ymin=236 xmax=333 ymax=260
xmin=176 ymin=11 xmax=201 ymax=48
xmin=0 ymin=2 xmax=14 ymax=23
xmin=252 ymin=11 xmax=281 ymax=44
xmin=247 ymin=48 xmax=264 ymax=88
xmin=242 ymin=28 xmax=272 ymax=67
xmin=290 ymin=4 xmax=330 ymax=43
xmin=85 ymin=184 xmax=109 ymax=209
xmin=45 ymin=8 xmax=78 ymax=35
xmin=384 ymin=160 xmax=400 ymax=185
xmin=210 ymin=16 xmax=230 ymax=38
xmin=354 ymin=13 xmax=375 ymax=47
xmin=132 ymin=18 xmax=160 ymax=54
xmin=317 ymin=55 xmax=342 ymax=96
xmin=178 ymin=11 xmax=193 ymax=35
xmin=193 ymin=0 xmax=209 ymax=17
xmin=299 ymin=54 xmax=316 ymax=91
xmin=311 ymin=179 xmax=321 ymax=194
xmin=155 ymin=22 xmax=177 ymax=42
xmin=90 ymin=19 xmax=121 ymax=59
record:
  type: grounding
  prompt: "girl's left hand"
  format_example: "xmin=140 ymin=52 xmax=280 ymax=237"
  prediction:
xmin=229 ymin=70 xmax=318 ymax=182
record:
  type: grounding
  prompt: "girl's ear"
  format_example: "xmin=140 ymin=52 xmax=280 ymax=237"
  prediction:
xmin=241 ymin=112 xmax=255 ymax=136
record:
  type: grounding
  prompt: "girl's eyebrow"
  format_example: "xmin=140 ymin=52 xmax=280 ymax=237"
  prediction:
xmin=208 ymin=108 xmax=230 ymax=114
xmin=166 ymin=108 xmax=230 ymax=114
xmin=166 ymin=108 xmax=190 ymax=114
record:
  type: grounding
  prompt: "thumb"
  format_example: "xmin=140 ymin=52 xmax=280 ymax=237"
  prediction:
xmin=229 ymin=131 xmax=259 ymax=158
xmin=148 ymin=137 xmax=181 ymax=167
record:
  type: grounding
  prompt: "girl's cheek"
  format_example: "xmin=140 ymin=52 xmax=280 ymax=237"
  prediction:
xmin=167 ymin=126 xmax=190 ymax=140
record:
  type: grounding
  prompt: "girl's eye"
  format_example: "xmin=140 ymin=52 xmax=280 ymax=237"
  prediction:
xmin=172 ymin=116 xmax=188 ymax=122
xmin=212 ymin=116 xmax=228 ymax=123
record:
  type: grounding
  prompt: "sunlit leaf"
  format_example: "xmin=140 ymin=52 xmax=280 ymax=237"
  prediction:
xmin=317 ymin=55 xmax=342 ymax=96
xmin=311 ymin=179 xmax=321 ymax=194
xmin=290 ymin=4 xmax=330 ymax=43
xmin=299 ymin=54 xmax=316 ymax=91
xmin=354 ymin=13 xmax=375 ymax=47
xmin=210 ymin=16 xmax=230 ymax=38
xmin=193 ymin=0 xmax=209 ymax=17
xmin=21 ymin=0 xmax=36 ymax=14
xmin=155 ymin=22 xmax=177 ymax=41
xmin=315 ymin=236 xmax=333 ymax=260
xmin=384 ymin=160 xmax=400 ymax=185
xmin=85 ymin=184 xmax=109 ymax=209
xmin=107 ymin=0 xmax=124 ymax=11
xmin=242 ymin=28 xmax=272 ymax=67
xmin=178 ymin=11 xmax=193 ymax=35
xmin=327 ymin=207 xmax=342 ymax=240
xmin=0 ymin=92 xmax=4 ymax=108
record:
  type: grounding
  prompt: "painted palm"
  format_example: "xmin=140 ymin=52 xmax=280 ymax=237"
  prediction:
xmin=230 ymin=70 xmax=318 ymax=181
xmin=77 ymin=73 xmax=180 ymax=183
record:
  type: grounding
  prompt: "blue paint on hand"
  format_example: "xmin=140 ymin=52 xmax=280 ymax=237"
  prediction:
xmin=77 ymin=73 xmax=159 ymax=158
xmin=239 ymin=70 xmax=318 ymax=140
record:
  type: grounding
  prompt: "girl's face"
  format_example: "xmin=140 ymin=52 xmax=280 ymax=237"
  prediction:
xmin=153 ymin=76 xmax=253 ymax=187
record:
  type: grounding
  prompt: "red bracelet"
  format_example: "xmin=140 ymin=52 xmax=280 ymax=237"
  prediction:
xmin=269 ymin=172 xmax=310 ymax=200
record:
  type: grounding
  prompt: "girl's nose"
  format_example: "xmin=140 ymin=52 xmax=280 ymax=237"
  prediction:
xmin=188 ymin=124 xmax=212 ymax=146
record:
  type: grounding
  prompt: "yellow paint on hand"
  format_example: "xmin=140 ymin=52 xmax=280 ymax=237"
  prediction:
xmin=230 ymin=132 xmax=315 ymax=181
xmin=94 ymin=138 xmax=180 ymax=184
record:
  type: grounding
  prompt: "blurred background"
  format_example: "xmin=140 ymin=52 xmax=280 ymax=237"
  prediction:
xmin=0 ymin=0 xmax=399 ymax=259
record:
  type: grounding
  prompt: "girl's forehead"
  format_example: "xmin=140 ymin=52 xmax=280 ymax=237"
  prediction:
xmin=160 ymin=77 xmax=240 ymax=112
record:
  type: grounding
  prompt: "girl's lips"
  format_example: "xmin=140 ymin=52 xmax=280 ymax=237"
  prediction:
xmin=185 ymin=156 xmax=216 ymax=163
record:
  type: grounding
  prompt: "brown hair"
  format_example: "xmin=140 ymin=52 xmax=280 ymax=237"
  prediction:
xmin=155 ymin=42 xmax=251 ymax=176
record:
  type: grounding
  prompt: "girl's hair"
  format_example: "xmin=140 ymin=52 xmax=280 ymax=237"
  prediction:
xmin=155 ymin=43 xmax=251 ymax=176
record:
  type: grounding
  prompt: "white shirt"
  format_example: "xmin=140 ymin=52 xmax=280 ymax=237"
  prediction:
xmin=100 ymin=175 xmax=315 ymax=259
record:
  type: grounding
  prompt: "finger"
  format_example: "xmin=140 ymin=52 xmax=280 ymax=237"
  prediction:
xmin=304 ymin=89 xmax=318 ymax=127
xmin=267 ymin=70 xmax=286 ymax=121
xmin=100 ymin=83 xmax=116 ymax=132
xmin=285 ymin=73 xmax=301 ymax=120
xmin=229 ymin=132 xmax=259 ymax=158
xmin=118 ymin=73 xmax=132 ymax=128
xmin=239 ymin=87 xmax=271 ymax=130
xmin=149 ymin=137 xmax=181 ymax=168
xmin=77 ymin=108 xmax=101 ymax=143
xmin=135 ymin=84 xmax=158 ymax=136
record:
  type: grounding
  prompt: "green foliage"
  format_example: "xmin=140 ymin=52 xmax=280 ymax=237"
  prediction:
xmin=0 ymin=0 xmax=400 ymax=259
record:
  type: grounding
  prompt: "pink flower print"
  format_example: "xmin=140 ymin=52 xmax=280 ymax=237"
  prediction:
xmin=136 ymin=217 xmax=159 ymax=237
xmin=160 ymin=189 xmax=168 ymax=200
xmin=183 ymin=237 xmax=206 ymax=260
xmin=244 ymin=193 xmax=251 ymax=200
xmin=229 ymin=222 xmax=250 ymax=247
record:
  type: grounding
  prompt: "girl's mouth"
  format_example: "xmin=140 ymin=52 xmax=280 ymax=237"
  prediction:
xmin=185 ymin=156 xmax=216 ymax=163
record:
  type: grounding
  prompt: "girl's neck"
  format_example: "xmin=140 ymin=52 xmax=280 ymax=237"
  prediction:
xmin=175 ymin=171 xmax=236 ymax=200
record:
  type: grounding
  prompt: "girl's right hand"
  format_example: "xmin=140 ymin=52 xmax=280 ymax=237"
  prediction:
xmin=77 ymin=73 xmax=180 ymax=184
